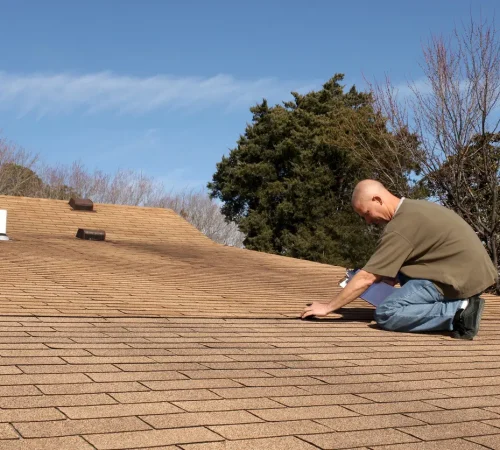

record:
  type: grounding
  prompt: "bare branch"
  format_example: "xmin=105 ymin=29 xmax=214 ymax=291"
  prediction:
xmin=354 ymin=15 xmax=500 ymax=291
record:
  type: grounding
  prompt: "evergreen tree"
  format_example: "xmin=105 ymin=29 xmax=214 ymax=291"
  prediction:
xmin=209 ymin=74 xmax=412 ymax=267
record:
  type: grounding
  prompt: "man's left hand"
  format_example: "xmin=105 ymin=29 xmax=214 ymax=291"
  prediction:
xmin=301 ymin=302 xmax=332 ymax=319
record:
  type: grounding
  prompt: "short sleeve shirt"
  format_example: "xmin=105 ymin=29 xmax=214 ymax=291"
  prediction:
xmin=363 ymin=199 xmax=497 ymax=299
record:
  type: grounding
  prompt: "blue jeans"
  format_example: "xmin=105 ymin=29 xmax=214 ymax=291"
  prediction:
xmin=374 ymin=276 xmax=463 ymax=332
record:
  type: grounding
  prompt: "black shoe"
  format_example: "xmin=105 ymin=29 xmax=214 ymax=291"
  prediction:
xmin=452 ymin=296 xmax=485 ymax=340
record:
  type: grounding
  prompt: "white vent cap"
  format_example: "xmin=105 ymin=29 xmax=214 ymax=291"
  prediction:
xmin=0 ymin=210 xmax=9 ymax=240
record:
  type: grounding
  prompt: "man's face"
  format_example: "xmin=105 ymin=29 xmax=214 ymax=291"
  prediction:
xmin=354 ymin=197 xmax=389 ymax=226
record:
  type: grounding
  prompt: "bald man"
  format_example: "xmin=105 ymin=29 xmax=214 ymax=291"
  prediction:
xmin=301 ymin=180 xmax=497 ymax=340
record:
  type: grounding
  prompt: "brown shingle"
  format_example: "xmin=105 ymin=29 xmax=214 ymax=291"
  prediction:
xmin=0 ymin=393 xmax=116 ymax=409
xmin=86 ymin=371 xmax=188 ymax=383
xmin=0 ymin=423 xmax=19 ymax=439
xmin=370 ymin=438 xmax=489 ymax=449
xmin=467 ymin=434 xmax=500 ymax=449
xmin=0 ymin=386 xmax=41 ymax=397
xmin=142 ymin=410 xmax=263 ymax=429
xmin=316 ymin=413 xmax=424 ymax=431
xmin=14 ymin=417 xmax=151 ymax=438
xmin=177 ymin=369 xmax=272 ymax=379
xmin=37 ymin=381 xmax=149 ymax=395
xmin=138 ymin=378 xmax=242 ymax=391
xmin=357 ymin=390 xmax=449 ymax=403
xmin=111 ymin=389 xmax=221 ymax=403
xmin=208 ymin=420 xmax=330 ymax=439
xmin=0 ymin=436 xmax=94 ymax=450
xmin=427 ymin=396 xmax=500 ymax=409
xmin=301 ymin=379 xmax=456 ymax=395
xmin=345 ymin=401 xmax=441 ymax=415
xmin=231 ymin=376 xmax=325 ymax=387
xmin=84 ymin=428 xmax=224 ymax=449
xmin=248 ymin=405 xmax=358 ymax=421
xmin=398 ymin=421 xmax=500 ymax=440
xmin=60 ymin=402 xmax=183 ymax=419
xmin=210 ymin=386 xmax=311 ymax=399
xmin=18 ymin=364 xmax=119 ymax=374
xmin=406 ymin=407 xmax=500 ymax=424
xmin=0 ymin=373 xmax=91 ymax=385
xmin=0 ymin=408 xmax=65 ymax=422
xmin=181 ymin=436 xmax=319 ymax=449
xmin=172 ymin=398 xmax=285 ymax=412
xmin=270 ymin=394 xmax=370 ymax=407
xmin=300 ymin=429 xmax=419 ymax=448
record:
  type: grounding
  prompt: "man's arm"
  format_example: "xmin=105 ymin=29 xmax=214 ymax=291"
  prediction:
xmin=300 ymin=270 xmax=381 ymax=319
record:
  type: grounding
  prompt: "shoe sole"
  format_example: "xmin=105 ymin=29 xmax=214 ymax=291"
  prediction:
xmin=452 ymin=297 xmax=485 ymax=340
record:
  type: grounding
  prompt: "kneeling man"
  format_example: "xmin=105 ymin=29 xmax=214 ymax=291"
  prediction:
xmin=301 ymin=180 xmax=497 ymax=340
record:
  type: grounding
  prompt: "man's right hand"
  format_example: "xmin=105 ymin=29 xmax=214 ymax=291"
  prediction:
xmin=300 ymin=270 xmax=379 ymax=320
xmin=300 ymin=302 xmax=333 ymax=320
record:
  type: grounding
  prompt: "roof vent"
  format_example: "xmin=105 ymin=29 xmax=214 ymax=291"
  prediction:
xmin=76 ymin=228 xmax=105 ymax=241
xmin=69 ymin=198 xmax=94 ymax=211
xmin=0 ymin=210 xmax=9 ymax=241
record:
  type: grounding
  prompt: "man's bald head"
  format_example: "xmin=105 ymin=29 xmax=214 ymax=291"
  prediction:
xmin=351 ymin=179 xmax=401 ymax=225
xmin=351 ymin=180 xmax=386 ymax=206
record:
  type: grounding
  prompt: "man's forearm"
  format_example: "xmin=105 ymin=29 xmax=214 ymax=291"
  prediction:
xmin=326 ymin=271 xmax=379 ymax=312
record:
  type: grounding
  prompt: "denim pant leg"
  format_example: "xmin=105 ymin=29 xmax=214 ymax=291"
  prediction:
xmin=374 ymin=279 xmax=463 ymax=332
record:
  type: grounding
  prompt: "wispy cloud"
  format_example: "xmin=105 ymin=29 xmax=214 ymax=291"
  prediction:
xmin=0 ymin=71 xmax=315 ymax=117
xmin=393 ymin=78 xmax=431 ymax=98
xmin=155 ymin=168 xmax=207 ymax=193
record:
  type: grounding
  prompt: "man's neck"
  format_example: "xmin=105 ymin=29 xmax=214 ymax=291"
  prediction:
xmin=388 ymin=196 xmax=403 ymax=219
xmin=394 ymin=197 xmax=405 ymax=214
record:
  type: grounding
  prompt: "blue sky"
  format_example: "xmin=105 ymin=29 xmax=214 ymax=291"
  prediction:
xmin=0 ymin=0 xmax=498 ymax=192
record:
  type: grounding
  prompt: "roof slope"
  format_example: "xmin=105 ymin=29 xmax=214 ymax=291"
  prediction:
xmin=0 ymin=196 xmax=499 ymax=449
xmin=0 ymin=195 xmax=347 ymax=318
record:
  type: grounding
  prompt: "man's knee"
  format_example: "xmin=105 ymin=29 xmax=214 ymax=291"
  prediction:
xmin=373 ymin=279 xmax=438 ymax=331
xmin=374 ymin=297 xmax=403 ymax=331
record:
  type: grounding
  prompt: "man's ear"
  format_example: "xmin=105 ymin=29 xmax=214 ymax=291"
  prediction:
xmin=372 ymin=195 xmax=383 ymax=205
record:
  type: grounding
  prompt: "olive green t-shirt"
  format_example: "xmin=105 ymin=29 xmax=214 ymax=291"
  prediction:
xmin=363 ymin=199 xmax=497 ymax=299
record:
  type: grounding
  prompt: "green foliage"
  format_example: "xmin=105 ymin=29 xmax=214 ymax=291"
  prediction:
xmin=425 ymin=133 xmax=500 ymax=219
xmin=209 ymin=74 xmax=411 ymax=268
xmin=0 ymin=163 xmax=44 ymax=196
xmin=43 ymin=183 xmax=81 ymax=201
xmin=0 ymin=163 xmax=81 ymax=200
xmin=423 ymin=132 xmax=500 ymax=274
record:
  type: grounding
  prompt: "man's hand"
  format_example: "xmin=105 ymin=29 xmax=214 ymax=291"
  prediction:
xmin=300 ymin=270 xmax=380 ymax=321
xmin=301 ymin=302 xmax=333 ymax=320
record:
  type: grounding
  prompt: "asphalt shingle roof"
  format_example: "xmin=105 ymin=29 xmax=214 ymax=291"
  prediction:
xmin=0 ymin=195 xmax=499 ymax=449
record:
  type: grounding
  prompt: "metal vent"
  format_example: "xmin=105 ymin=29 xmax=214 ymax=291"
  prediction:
xmin=69 ymin=198 xmax=94 ymax=211
xmin=76 ymin=229 xmax=105 ymax=241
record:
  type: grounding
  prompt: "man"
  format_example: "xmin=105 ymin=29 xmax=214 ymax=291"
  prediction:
xmin=301 ymin=180 xmax=497 ymax=340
